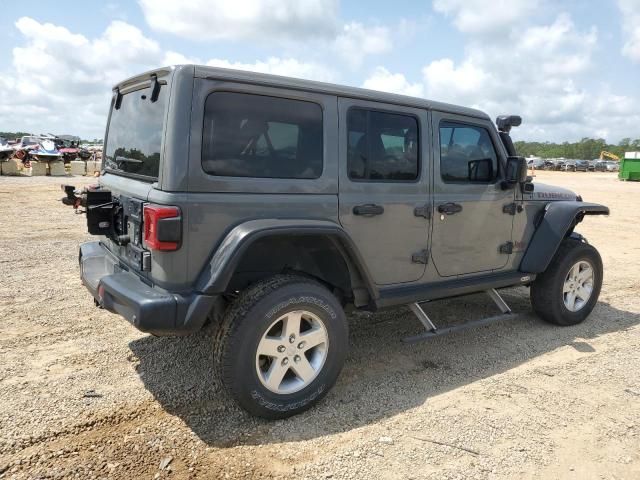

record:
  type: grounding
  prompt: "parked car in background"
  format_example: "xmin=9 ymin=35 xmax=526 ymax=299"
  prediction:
xmin=594 ymin=161 xmax=607 ymax=171
xmin=575 ymin=160 xmax=590 ymax=172
xmin=562 ymin=160 xmax=577 ymax=172
xmin=587 ymin=160 xmax=596 ymax=171
xmin=527 ymin=158 xmax=545 ymax=170
xmin=604 ymin=161 xmax=619 ymax=172
xmin=542 ymin=160 xmax=556 ymax=170
xmin=555 ymin=159 xmax=566 ymax=171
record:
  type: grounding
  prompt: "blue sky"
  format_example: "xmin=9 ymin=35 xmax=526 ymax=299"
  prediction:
xmin=1 ymin=0 xmax=639 ymax=143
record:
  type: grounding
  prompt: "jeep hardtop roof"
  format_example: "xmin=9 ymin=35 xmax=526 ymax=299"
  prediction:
xmin=114 ymin=64 xmax=491 ymax=121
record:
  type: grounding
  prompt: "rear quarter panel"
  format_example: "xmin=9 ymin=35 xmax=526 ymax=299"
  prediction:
xmin=183 ymin=77 xmax=340 ymax=288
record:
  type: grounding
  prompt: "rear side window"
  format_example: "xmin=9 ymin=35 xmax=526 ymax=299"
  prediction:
xmin=347 ymin=108 xmax=419 ymax=181
xmin=439 ymin=121 xmax=499 ymax=183
xmin=202 ymin=92 xmax=323 ymax=179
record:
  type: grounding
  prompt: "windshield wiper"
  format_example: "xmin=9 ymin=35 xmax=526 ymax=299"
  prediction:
xmin=114 ymin=156 xmax=143 ymax=164
xmin=150 ymin=74 xmax=161 ymax=102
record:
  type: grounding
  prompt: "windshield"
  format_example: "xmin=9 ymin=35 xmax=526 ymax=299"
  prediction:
xmin=104 ymin=84 xmax=167 ymax=179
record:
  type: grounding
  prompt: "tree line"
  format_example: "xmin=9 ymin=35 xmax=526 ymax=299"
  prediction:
xmin=514 ymin=137 xmax=640 ymax=160
xmin=2 ymin=129 xmax=637 ymax=160
xmin=0 ymin=131 xmax=31 ymax=140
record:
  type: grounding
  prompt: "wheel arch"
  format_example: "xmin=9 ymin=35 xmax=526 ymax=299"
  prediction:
xmin=520 ymin=201 xmax=609 ymax=274
xmin=195 ymin=219 xmax=378 ymax=307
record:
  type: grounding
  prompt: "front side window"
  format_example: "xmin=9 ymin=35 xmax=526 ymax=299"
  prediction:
xmin=439 ymin=122 xmax=499 ymax=183
xmin=347 ymin=108 xmax=419 ymax=181
xmin=202 ymin=92 xmax=323 ymax=179
xmin=104 ymin=86 xmax=167 ymax=179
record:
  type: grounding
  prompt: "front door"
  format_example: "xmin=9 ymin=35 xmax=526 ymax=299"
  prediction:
xmin=430 ymin=112 xmax=515 ymax=277
xmin=338 ymin=98 xmax=431 ymax=285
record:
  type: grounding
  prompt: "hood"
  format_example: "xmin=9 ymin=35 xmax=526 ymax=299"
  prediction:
xmin=531 ymin=182 xmax=578 ymax=201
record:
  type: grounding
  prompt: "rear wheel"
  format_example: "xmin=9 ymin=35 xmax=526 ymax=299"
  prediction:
xmin=530 ymin=238 xmax=603 ymax=326
xmin=214 ymin=274 xmax=348 ymax=419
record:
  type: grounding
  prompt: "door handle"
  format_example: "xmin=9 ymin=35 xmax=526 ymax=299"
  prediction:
xmin=437 ymin=202 xmax=463 ymax=215
xmin=353 ymin=204 xmax=384 ymax=216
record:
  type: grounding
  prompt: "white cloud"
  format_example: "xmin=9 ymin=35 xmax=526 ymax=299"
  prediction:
xmin=334 ymin=22 xmax=392 ymax=67
xmin=162 ymin=51 xmax=202 ymax=65
xmin=618 ymin=0 xmax=640 ymax=62
xmin=422 ymin=58 xmax=488 ymax=98
xmin=0 ymin=17 xmax=163 ymax=138
xmin=206 ymin=57 xmax=336 ymax=82
xmin=0 ymin=17 xmax=337 ymax=138
xmin=138 ymin=0 xmax=339 ymax=42
xmin=417 ymin=11 xmax=640 ymax=142
xmin=422 ymin=15 xmax=598 ymax=118
xmin=3 ymin=7 xmax=635 ymax=144
xmin=362 ymin=67 xmax=423 ymax=97
xmin=140 ymin=1 xmax=394 ymax=67
xmin=351 ymin=9 xmax=640 ymax=143
xmin=432 ymin=0 xmax=539 ymax=34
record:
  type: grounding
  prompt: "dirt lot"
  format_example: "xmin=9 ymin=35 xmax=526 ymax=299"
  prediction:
xmin=0 ymin=171 xmax=638 ymax=480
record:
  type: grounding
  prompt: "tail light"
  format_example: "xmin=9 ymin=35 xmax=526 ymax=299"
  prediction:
xmin=143 ymin=204 xmax=181 ymax=251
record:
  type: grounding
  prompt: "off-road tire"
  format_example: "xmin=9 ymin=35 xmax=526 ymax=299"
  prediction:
xmin=213 ymin=274 xmax=348 ymax=419
xmin=530 ymin=238 xmax=603 ymax=326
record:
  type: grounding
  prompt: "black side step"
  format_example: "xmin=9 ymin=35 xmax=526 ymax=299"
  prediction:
xmin=402 ymin=288 xmax=515 ymax=344
xmin=377 ymin=271 xmax=533 ymax=309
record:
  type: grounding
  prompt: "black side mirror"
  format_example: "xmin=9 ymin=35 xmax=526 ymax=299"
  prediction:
xmin=504 ymin=156 xmax=528 ymax=187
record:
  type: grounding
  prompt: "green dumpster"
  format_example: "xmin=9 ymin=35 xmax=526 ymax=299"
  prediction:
xmin=620 ymin=152 xmax=640 ymax=181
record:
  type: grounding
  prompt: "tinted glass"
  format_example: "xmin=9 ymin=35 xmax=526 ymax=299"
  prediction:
xmin=347 ymin=108 xmax=419 ymax=181
xmin=104 ymin=86 xmax=166 ymax=178
xmin=202 ymin=92 xmax=323 ymax=179
xmin=439 ymin=122 xmax=499 ymax=183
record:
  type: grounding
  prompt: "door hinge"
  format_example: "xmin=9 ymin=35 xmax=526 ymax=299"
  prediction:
xmin=503 ymin=203 xmax=523 ymax=215
xmin=412 ymin=249 xmax=429 ymax=264
xmin=414 ymin=204 xmax=431 ymax=219
xmin=499 ymin=241 xmax=514 ymax=254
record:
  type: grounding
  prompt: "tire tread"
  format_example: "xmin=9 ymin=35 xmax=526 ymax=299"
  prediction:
xmin=530 ymin=238 xmax=602 ymax=326
xmin=213 ymin=274 xmax=334 ymax=416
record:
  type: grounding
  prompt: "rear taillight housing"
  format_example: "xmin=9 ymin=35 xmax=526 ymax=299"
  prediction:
xmin=143 ymin=204 xmax=181 ymax=251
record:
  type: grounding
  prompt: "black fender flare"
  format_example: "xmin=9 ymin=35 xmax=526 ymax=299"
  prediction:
xmin=194 ymin=219 xmax=379 ymax=302
xmin=520 ymin=201 xmax=609 ymax=274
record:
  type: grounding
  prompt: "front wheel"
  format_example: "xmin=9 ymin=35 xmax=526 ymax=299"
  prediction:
xmin=214 ymin=274 xmax=348 ymax=419
xmin=530 ymin=238 xmax=603 ymax=326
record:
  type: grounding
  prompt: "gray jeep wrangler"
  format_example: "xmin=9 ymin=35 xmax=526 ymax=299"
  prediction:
xmin=63 ymin=65 xmax=609 ymax=419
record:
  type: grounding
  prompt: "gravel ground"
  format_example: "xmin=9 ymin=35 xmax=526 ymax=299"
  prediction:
xmin=0 ymin=171 xmax=638 ymax=479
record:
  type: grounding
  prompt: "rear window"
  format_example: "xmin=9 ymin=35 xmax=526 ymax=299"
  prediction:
xmin=104 ymin=85 xmax=167 ymax=179
xmin=202 ymin=92 xmax=323 ymax=179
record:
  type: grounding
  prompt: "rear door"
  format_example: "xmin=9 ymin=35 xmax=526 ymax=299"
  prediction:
xmin=430 ymin=112 xmax=515 ymax=277
xmin=99 ymin=68 xmax=192 ymax=288
xmin=338 ymin=98 xmax=431 ymax=285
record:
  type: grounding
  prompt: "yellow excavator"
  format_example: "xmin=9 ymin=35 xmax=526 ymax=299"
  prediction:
xmin=600 ymin=151 xmax=620 ymax=161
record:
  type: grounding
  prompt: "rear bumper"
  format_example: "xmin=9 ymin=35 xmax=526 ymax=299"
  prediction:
xmin=79 ymin=241 xmax=216 ymax=336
